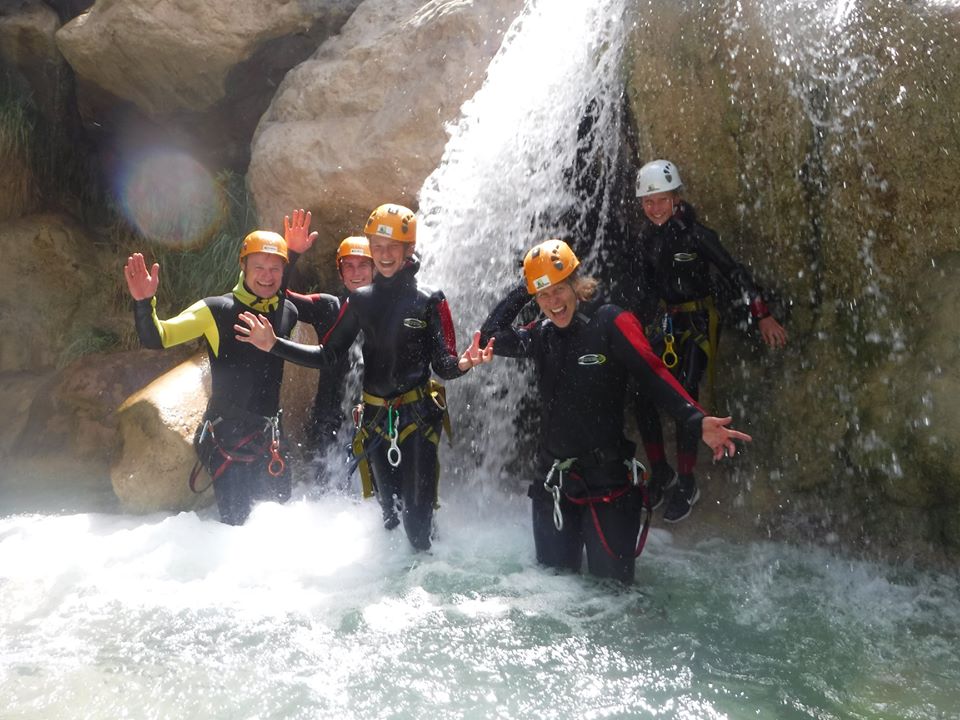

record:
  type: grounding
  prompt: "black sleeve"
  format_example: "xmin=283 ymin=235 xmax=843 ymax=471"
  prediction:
xmin=479 ymin=283 xmax=537 ymax=358
xmin=286 ymin=290 xmax=340 ymax=331
xmin=270 ymin=297 xmax=358 ymax=369
xmin=697 ymin=227 xmax=769 ymax=318
xmin=133 ymin=298 xmax=163 ymax=349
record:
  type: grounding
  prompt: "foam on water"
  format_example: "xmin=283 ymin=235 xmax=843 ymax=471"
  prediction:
xmin=2 ymin=487 xmax=959 ymax=719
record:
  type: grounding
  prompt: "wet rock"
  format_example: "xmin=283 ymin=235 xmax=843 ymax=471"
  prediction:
xmin=624 ymin=0 xmax=960 ymax=556
xmin=248 ymin=0 xmax=524 ymax=287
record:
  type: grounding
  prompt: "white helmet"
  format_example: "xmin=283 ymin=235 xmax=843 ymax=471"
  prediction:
xmin=635 ymin=159 xmax=682 ymax=197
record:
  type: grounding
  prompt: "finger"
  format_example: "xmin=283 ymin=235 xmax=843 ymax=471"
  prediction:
xmin=150 ymin=263 xmax=160 ymax=280
xmin=284 ymin=215 xmax=291 ymax=234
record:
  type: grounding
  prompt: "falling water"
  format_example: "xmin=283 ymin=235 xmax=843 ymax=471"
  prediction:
xmin=3 ymin=1 xmax=960 ymax=718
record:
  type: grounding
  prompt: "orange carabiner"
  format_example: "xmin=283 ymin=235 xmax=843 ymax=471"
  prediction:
xmin=267 ymin=439 xmax=285 ymax=477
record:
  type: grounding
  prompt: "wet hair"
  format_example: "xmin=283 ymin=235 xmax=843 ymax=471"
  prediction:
xmin=569 ymin=270 xmax=599 ymax=302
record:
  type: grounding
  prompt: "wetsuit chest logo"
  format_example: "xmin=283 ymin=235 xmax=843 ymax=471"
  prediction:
xmin=577 ymin=353 xmax=607 ymax=366
xmin=403 ymin=318 xmax=428 ymax=329
xmin=673 ymin=252 xmax=698 ymax=262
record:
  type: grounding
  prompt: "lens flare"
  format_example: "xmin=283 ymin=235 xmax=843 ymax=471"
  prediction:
xmin=117 ymin=149 xmax=225 ymax=247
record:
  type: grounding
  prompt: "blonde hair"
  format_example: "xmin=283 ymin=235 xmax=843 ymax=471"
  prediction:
xmin=570 ymin=271 xmax=599 ymax=302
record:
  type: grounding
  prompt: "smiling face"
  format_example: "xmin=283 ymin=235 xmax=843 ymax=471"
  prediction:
xmin=535 ymin=281 xmax=578 ymax=329
xmin=339 ymin=255 xmax=375 ymax=291
xmin=641 ymin=190 xmax=679 ymax=226
xmin=368 ymin=235 xmax=412 ymax=278
xmin=242 ymin=252 xmax=286 ymax=298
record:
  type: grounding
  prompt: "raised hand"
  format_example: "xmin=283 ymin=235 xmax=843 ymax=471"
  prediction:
xmin=701 ymin=415 xmax=752 ymax=461
xmin=457 ymin=330 xmax=495 ymax=371
xmin=234 ymin=311 xmax=278 ymax=352
xmin=284 ymin=208 xmax=318 ymax=254
xmin=124 ymin=253 xmax=160 ymax=300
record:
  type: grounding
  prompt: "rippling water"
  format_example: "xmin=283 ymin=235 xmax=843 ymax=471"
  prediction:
xmin=3 ymin=487 xmax=958 ymax=719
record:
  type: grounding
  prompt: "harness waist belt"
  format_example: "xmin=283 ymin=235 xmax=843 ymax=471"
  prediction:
xmin=362 ymin=385 xmax=430 ymax=408
xmin=662 ymin=296 xmax=713 ymax=314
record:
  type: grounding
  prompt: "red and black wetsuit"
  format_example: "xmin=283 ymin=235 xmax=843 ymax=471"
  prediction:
xmin=269 ymin=257 xmax=465 ymax=550
xmin=624 ymin=201 xmax=769 ymax=477
xmin=133 ymin=277 xmax=298 ymax=525
xmin=480 ymin=284 xmax=704 ymax=583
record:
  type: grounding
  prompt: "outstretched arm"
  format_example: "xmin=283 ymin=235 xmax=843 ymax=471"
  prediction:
xmin=235 ymin=311 xmax=344 ymax=368
xmin=457 ymin=331 xmax=495 ymax=371
xmin=758 ymin=316 xmax=788 ymax=349
xmin=701 ymin=416 xmax=752 ymax=460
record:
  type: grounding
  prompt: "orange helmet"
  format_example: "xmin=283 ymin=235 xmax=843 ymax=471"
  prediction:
xmin=239 ymin=230 xmax=288 ymax=263
xmin=336 ymin=235 xmax=373 ymax=268
xmin=522 ymin=240 xmax=580 ymax=294
xmin=364 ymin=203 xmax=416 ymax=243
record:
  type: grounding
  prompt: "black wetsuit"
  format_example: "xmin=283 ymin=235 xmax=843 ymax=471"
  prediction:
xmin=133 ymin=278 xmax=298 ymax=525
xmin=480 ymin=284 xmax=704 ymax=583
xmin=286 ymin=289 xmax=353 ymax=480
xmin=622 ymin=201 xmax=769 ymax=476
xmin=269 ymin=257 xmax=465 ymax=550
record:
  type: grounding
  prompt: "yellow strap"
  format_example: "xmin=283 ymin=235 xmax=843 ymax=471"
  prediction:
xmin=351 ymin=428 xmax=376 ymax=498
xmin=362 ymin=386 xmax=426 ymax=407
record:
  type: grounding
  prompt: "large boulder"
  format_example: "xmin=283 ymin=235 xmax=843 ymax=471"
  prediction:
xmin=55 ymin=0 xmax=361 ymax=169
xmin=111 ymin=322 xmax=319 ymax=513
xmin=248 ymin=0 xmax=525 ymax=287
xmin=111 ymin=353 xmax=214 ymax=513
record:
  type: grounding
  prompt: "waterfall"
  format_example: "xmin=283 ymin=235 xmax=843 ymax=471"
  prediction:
xmin=416 ymin=0 xmax=631 ymax=487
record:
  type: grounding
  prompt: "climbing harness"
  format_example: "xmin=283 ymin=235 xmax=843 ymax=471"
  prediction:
xmin=189 ymin=413 xmax=285 ymax=494
xmin=349 ymin=379 xmax=452 ymax=500
xmin=659 ymin=296 xmax=720 ymax=400
xmin=542 ymin=454 xmax=652 ymax=560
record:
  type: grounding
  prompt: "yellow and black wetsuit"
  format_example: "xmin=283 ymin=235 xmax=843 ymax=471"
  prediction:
xmin=133 ymin=276 xmax=298 ymax=525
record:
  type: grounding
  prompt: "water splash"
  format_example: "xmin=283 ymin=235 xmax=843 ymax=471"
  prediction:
xmin=417 ymin=0 xmax=631 ymax=484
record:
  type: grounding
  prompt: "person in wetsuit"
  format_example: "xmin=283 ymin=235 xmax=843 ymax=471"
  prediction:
xmin=624 ymin=159 xmax=787 ymax=522
xmin=234 ymin=203 xmax=493 ymax=550
xmin=124 ymin=231 xmax=304 ymax=525
xmin=285 ymin=229 xmax=375 ymax=488
xmin=479 ymin=240 xmax=751 ymax=583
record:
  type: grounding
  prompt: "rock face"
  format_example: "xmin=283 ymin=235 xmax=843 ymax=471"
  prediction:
xmin=0 ymin=0 xmax=67 ymax=221
xmin=248 ymin=0 xmax=525 ymax=287
xmin=55 ymin=0 xmax=361 ymax=168
xmin=625 ymin=0 xmax=960 ymax=556
xmin=0 ymin=215 xmax=103 ymax=372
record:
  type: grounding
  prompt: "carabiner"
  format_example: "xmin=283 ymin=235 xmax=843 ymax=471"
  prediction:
xmin=266 ymin=416 xmax=285 ymax=476
xmin=386 ymin=405 xmax=402 ymax=467
xmin=544 ymin=458 xmax=571 ymax=532
xmin=268 ymin=439 xmax=286 ymax=477
xmin=549 ymin=483 xmax=564 ymax=532
xmin=662 ymin=334 xmax=678 ymax=368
